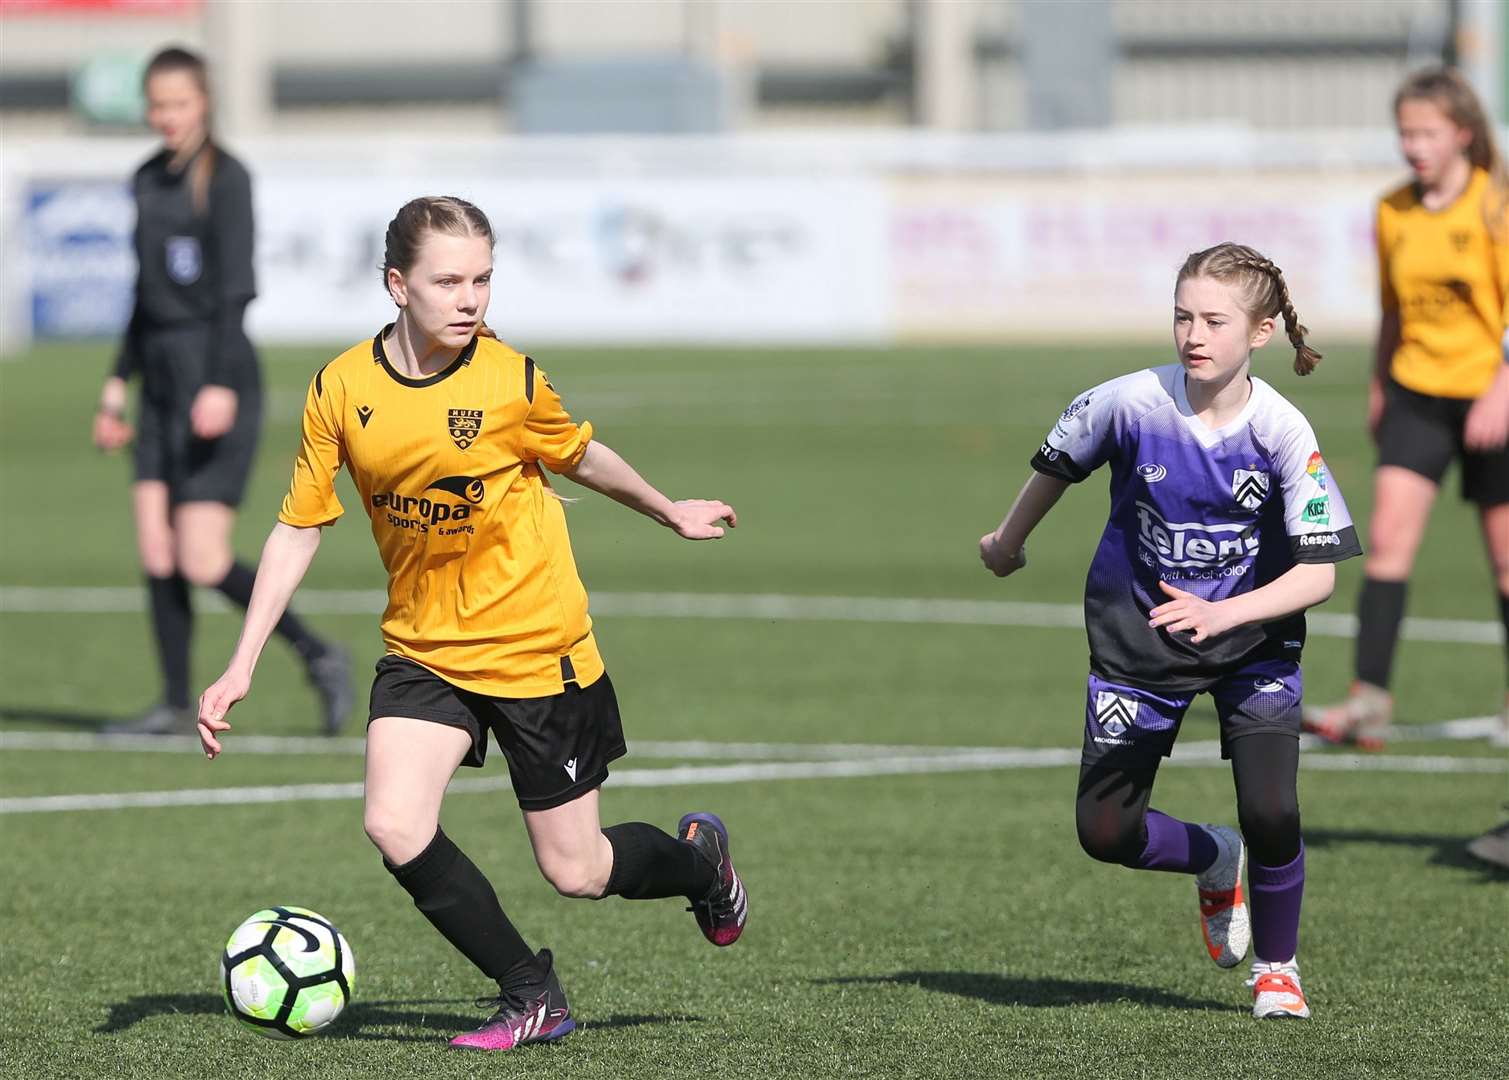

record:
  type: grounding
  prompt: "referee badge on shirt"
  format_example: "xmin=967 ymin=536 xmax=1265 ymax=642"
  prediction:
xmin=1231 ymin=468 xmax=1269 ymax=511
xmin=165 ymin=236 xmax=202 ymax=284
xmin=447 ymin=408 xmax=483 ymax=450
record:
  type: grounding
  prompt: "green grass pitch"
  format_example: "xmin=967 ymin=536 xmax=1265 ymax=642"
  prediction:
xmin=1 ymin=339 xmax=1504 ymax=1079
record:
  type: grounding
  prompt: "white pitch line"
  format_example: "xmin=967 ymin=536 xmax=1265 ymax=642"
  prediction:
xmin=1 ymin=741 xmax=1502 ymax=815
xmin=0 ymin=587 xmax=1499 ymax=645
xmin=2 ymin=716 xmax=1500 ymax=759
xmin=0 ymin=730 xmax=1000 ymax=760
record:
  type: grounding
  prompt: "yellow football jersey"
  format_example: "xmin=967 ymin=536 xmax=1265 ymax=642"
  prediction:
xmin=279 ymin=328 xmax=603 ymax=697
xmin=1377 ymin=166 xmax=1509 ymax=399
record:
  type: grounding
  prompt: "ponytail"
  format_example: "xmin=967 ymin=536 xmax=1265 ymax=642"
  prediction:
xmin=144 ymin=46 xmax=216 ymax=215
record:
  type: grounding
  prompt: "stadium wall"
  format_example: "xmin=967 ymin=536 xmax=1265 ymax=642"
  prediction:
xmin=3 ymin=132 xmax=1403 ymax=354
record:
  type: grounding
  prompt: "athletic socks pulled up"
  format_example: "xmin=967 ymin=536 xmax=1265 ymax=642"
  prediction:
xmin=1136 ymin=810 xmax=1220 ymax=875
xmin=1498 ymin=592 xmax=1509 ymax=678
xmin=1249 ymin=843 xmax=1305 ymax=964
xmin=146 ymin=573 xmax=192 ymax=708
xmin=214 ymin=560 xmax=327 ymax=662
xmin=385 ymin=827 xmax=534 ymax=981
xmin=1354 ymin=577 xmax=1407 ymax=690
xmin=601 ymin=821 xmax=717 ymax=900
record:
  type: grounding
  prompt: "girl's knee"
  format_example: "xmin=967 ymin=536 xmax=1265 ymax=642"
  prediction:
xmin=1238 ymin=801 xmax=1301 ymax=865
xmin=1076 ymin=812 xmax=1143 ymax=867
xmin=537 ymin=854 xmax=603 ymax=899
xmin=364 ymin=807 xmax=431 ymax=866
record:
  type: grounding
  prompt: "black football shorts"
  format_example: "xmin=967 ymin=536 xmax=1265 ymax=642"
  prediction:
xmin=1377 ymin=379 xmax=1509 ymax=506
xmin=132 ymin=326 xmax=262 ymax=507
xmin=368 ymin=655 xmax=627 ymax=811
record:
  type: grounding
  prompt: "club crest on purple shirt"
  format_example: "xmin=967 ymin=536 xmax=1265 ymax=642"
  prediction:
xmin=1231 ymin=469 xmax=1269 ymax=511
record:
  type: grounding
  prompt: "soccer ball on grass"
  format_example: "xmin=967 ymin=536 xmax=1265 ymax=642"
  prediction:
xmin=220 ymin=906 xmax=355 ymax=1039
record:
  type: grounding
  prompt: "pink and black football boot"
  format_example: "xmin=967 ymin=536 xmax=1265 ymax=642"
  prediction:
xmin=678 ymin=812 xmax=748 ymax=947
xmin=449 ymin=948 xmax=574 ymax=1051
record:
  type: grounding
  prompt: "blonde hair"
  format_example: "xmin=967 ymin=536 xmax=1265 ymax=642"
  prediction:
xmin=382 ymin=195 xmax=499 ymax=337
xmin=1176 ymin=243 xmax=1322 ymax=376
xmin=1395 ymin=66 xmax=1509 ymax=232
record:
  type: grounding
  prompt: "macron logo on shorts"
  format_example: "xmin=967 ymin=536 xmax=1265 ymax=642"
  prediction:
xmin=1095 ymin=691 xmax=1138 ymax=738
xmin=563 ymin=758 xmax=578 ymax=781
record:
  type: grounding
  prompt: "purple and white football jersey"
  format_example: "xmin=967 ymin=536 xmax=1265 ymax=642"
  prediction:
xmin=1032 ymin=365 xmax=1361 ymax=691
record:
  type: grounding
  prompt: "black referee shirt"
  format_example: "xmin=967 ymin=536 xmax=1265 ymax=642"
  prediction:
xmin=114 ymin=141 xmax=257 ymax=391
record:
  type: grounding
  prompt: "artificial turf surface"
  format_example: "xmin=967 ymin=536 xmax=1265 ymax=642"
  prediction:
xmin=1 ymin=341 xmax=1504 ymax=1079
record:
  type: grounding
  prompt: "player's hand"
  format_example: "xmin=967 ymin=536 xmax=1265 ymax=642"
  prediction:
xmin=1367 ymin=376 xmax=1385 ymax=442
xmin=1464 ymin=375 xmax=1509 ymax=452
xmin=191 ymin=385 xmax=238 ymax=440
xmin=1148 ymin=580 xmax=1235 ymax=644
xmin=668 ymin=499 xmax=737 ymax=540
xmin=979 ymin=533 xmax=1026 ymax=578
xmin=92 ymin=410 xmax=134 ymax=452
xmin=198 ymin=668 xmax=250 ymax=759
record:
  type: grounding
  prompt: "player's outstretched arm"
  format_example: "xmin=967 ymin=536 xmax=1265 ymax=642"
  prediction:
xmin=198 ymin=522 xmax=324 ymax=758
xmin=979 ymin=472 xmax=1071 ymax=578
xmin=564 ymin=440 xmax=737 ymax=540
xmin=1148 ymin=562 xmax=1336 ymax=644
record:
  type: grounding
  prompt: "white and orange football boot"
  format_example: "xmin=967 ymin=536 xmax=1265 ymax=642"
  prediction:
xmin=1194 ymin=824 xmax=1249 ymax=968
xmin=1302 ymin=681 xmax=1390 ymax=751
xmin=1247 ymin=958 xmax=1311 ymax=1020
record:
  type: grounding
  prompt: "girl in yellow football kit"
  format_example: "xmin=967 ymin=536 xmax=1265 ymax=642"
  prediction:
xmin=196 ymin=197 xmax=748 ymax=1051
xmin=1308 ymin=68 xmax=1509 ymax=748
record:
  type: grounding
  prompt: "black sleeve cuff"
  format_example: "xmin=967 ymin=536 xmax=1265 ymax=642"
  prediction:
xmin=1289 ymin=525 xmax=1362 ymax=563
xmin=205 ymin=297 xmax=254 ymax=388
xmin=1031 ymin=442 xmax=1091 ymax=483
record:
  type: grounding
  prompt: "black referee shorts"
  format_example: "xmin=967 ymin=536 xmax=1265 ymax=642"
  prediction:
xmin=368 ymin=656 xmax=628 ymax=812
xmin=1377 ymin=379 xmax=1509 ymax=506
xmin=132 ymin=326 xmax=262 ymax=508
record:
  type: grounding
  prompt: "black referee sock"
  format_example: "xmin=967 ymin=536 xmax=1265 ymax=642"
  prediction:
xmin=1354 ymin=577 xmax=1408 ymax=689
xmin=215 ymin=561 xmax=327 ymax=662
xmin=601 ymin=822 xmax=717 ymax=901
xmin=385 ymin=827 xmax=533 ymax=981
xmin=1499 ymin=593 xmax=1509 ymax=680
xmin=146 ymin=573 xmax=192 ymax=709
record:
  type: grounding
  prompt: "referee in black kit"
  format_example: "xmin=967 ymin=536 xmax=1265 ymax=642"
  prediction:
xmin=92 ymin=47 xmax=350 ymax=735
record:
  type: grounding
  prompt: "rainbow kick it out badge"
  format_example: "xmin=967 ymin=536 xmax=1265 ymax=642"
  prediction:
xmin=1305 ymin=451 xmax=1328 ymax=490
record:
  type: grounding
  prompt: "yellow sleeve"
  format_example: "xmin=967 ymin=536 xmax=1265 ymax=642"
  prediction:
xmin=278 ymin=366 xmax=346 ymax=528
xmin=1495 ymin=212 xmax=1509 ymax=331
xmin=1375 ymin=200 xmax=1398 ymax=313
xmin=521 ymin=363 xmax=593 ymax=473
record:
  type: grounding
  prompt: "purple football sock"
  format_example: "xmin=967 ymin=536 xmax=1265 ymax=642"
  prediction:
xmin=1136 ymin=810 xmax=1220 ymax=874
xmin=1250 ymin=843 xmax=1305 ymax=962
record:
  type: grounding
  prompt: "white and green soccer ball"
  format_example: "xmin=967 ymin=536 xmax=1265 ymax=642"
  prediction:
xmin=220 ymin=906 xmax=355 ymax=1039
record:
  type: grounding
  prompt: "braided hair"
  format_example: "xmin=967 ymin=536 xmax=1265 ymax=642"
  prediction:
xmin=1176 ymin=243 xmax=1322 ymax=376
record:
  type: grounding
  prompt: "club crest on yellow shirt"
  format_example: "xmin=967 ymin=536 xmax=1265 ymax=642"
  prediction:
xmin=448 ymin=409 xmax=484 ymax=450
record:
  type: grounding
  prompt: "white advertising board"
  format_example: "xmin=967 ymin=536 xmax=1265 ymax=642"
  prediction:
xmin=247 ymin=175 xmax=889 ymax=345
xmin=889 ymin=171 xmax=1392 ymax=341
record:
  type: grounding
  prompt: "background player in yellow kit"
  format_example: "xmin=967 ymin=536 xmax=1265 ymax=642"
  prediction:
xmin=1307 ymin=67 xmax=1509 ymax=749
xmin=195 ymin=196 xmax=747 ymax=1052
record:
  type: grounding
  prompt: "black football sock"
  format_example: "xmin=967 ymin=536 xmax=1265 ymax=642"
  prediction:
xmin=1354 ymin=577 xmax=1407 ymax=689
xmin=601 ymin=822 xmax=717 ymax=900
xmin=385 ymin=828 xmax=533 ymax=981
xmin=215 ymin=561 xmax=327 ymax=662
xmin=146 ymin=573 xmax=192 ymax=708
xmin=1499 ymin=592 xmax=1509 ymax=683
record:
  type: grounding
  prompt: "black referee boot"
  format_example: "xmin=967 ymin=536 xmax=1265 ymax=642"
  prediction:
xmin=105 ymin=703 xmax=196 ymax=735
xmin=305 ymin=644 xmax=353 ymax=736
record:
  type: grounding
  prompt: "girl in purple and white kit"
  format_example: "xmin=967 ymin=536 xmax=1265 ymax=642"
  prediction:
xmin=978 ymin=243 xmax=1361 ymax=1020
